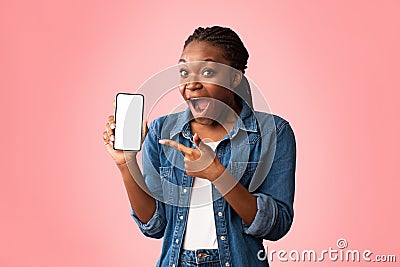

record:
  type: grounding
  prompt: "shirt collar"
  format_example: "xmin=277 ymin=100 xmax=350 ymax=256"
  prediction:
xmin=169 ymin=99 xmax=258 ymax=139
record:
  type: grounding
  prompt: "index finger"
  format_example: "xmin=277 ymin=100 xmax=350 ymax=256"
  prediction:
xmin=159 ymin=139 xmax=191 ymax=154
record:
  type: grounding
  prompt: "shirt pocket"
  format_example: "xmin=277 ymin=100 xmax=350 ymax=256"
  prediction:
xmin=159 ymin=166 xmax=178 ymax=205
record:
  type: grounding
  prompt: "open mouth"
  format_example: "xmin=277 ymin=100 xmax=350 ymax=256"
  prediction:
xmin=188 ymin=98 xmax=211 ymax=114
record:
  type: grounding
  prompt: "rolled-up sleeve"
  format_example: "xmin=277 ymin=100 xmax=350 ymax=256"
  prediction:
xmin=243 ymin=193 xmax=278 ymax=237
xmin=130 ymin=200 xmax=166 ymax=239
xmin=244 ymin=120 xmax=296 ymax=240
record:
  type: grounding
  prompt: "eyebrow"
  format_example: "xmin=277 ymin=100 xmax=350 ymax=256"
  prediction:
xmin=178 ymin=58 xmax=218 ymax=63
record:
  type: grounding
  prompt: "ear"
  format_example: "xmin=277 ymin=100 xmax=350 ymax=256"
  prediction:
xmin=232 ymin=70 xmax=243 ymax=88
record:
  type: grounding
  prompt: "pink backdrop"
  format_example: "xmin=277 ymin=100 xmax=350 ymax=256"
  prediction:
xmin=1 ymin=0 xmax=399 ymax=266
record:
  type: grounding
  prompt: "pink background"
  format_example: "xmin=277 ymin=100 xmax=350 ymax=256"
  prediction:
xmin=1 ymin=0 xmax=399 ymax=266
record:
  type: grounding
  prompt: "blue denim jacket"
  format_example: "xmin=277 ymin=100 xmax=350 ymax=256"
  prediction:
xmin=131 ymin=101 xmax=296 ymax=267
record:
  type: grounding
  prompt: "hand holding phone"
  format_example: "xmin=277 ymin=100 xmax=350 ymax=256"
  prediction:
xmin=113 ymin=93 xmax=144 ymax=151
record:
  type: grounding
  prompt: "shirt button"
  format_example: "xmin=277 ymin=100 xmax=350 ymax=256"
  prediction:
xmin=218 ymin=211 xmax=223 ymax=216
xmin=175 ymin=238 xmax=179 ymax=243
xmin=225 ymin=262 xmax=230 ymax=266
xmin=183 ymin=188 xmax=187 ymax=193
xmin=172 ymin=264 xmax=176 ymax=267
xmin=179 ymin=215 xmax=184 ymax=220
xmin=220 ymin=236 xmax=226 ymax=241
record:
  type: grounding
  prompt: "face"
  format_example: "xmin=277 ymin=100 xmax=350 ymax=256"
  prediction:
xmin=178 ymin=41 xmax=242 ymax=125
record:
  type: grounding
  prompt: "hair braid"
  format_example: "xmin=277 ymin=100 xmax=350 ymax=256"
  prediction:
xmin=184 ymin=26 xmax=249 ymax=73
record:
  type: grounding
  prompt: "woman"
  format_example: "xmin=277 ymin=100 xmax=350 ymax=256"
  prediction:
xmin=103 ymin=26 xmax=296 ymax=267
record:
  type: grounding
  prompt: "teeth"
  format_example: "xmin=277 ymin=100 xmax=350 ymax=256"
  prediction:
xmin=188 ymin=98 xmax=199 ymax=110
xmin=191 ymin=98 xmax=198 ymax=109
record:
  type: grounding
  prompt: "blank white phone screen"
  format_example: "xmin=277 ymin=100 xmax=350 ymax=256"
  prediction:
xmin=114 ymin=93 xmax=144 ymax=151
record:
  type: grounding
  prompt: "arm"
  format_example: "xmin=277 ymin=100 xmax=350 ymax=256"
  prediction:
xmin=117 ymin=160 xmax=156 ymax=223
xmin=103 ymin=115 xmax=166 ymax=238
xmin=212 ymin=170 xmax=258 ymax=226
xmin=243 ymin=121 xmax=296 ymax=240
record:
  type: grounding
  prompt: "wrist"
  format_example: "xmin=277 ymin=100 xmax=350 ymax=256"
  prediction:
xmin=211 ymin=167 xmax=238 ymax=195
xmin=115 ymin=151 xmax=137 ymax=165
xmin=209 ymin=160 xmax=225 ymax=182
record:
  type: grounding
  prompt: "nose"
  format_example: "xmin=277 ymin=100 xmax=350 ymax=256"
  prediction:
xmin=185 ymin=81 xmax=203 ymax=91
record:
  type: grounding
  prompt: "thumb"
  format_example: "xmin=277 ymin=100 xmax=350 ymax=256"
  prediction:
xmin=193 ymin=133 xmax=212 ymax=153
xmin=193 ymin=132 xmax=202 ymax=149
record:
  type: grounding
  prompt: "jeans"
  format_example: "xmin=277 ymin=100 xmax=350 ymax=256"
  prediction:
xmin=179 ymin=249 xmax=221 ymax=267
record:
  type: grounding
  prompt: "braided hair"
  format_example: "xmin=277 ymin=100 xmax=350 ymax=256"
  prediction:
xmin=184 ymin=26 xmax=249 ymax=73
xmin=183 ymin=26 xmax=253 ymax=108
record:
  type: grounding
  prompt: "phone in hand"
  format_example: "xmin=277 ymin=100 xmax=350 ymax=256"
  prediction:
xmin=113 ymin=93 xmax=144 ymax=151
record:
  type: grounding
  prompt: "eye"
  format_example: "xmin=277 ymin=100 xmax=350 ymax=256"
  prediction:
xmin=202 ymin=69 xmax=215 ymax=77
xmin=179 ymin=69 xmax=189 ymax=78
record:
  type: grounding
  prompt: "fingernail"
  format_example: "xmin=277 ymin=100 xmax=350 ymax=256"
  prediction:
xmin=110 ymin=123 xmax=116 ymax=129
xmin=159 ymin=140 xmax=165 ymax=144
xmin=110 ymin=135 xmax=115 ymax=141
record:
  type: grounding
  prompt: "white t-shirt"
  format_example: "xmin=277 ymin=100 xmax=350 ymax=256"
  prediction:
xmin=182 ymin=141 xmax=220 ymax=250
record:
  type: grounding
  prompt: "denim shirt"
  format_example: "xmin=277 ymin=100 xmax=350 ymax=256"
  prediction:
xmin=131 ymin=102 xmax=296 ymax=267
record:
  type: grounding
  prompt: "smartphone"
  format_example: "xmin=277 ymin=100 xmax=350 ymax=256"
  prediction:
xmin=113 ymin=93 xmax=144 ymax=151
